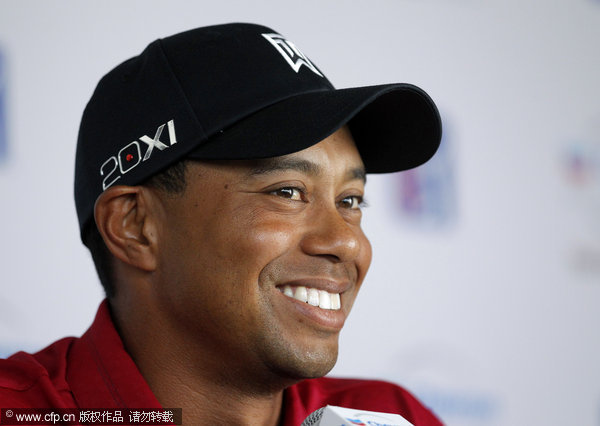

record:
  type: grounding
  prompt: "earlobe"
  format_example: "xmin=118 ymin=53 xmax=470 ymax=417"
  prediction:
xmin=94 ymin=186 xmax=158 ymax=272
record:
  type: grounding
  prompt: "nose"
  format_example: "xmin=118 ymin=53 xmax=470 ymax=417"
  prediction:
xmin=300 ymin=204 xmax=363 ymax=263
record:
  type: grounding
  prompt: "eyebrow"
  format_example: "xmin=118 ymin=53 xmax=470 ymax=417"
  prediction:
xmin=247 ymin=157 xmax=366 ymax=183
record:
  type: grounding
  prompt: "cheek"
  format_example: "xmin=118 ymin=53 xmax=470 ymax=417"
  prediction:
xmin=237 ymin=219 xmax=299 ymax=269
xmin=209 ymin=210 xmax=301 ymax=280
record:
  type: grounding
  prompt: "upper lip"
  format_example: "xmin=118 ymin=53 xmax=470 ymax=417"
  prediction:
xmin=276 ymin=278 xmax=352 ymax=294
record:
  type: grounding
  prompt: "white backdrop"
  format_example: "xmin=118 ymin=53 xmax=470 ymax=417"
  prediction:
xmin=1 ymin=1 xmax=599 ymax=425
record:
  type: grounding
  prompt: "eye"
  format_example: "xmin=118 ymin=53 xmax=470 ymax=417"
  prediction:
xmin=271 ymin=187 xmax=304 ymax=201
xmin=339 ymin=195 xmax=364 ymax=210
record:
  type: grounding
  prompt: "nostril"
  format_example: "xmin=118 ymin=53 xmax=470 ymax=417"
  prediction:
xmin=318 ymin=254 xmax=341 ymax=263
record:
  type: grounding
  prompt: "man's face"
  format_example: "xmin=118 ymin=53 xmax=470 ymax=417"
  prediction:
xmin=151 ymin=126 xmax=372 ymax=384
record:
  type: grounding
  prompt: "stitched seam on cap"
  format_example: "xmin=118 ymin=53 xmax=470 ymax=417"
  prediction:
xmin=156 ymin=39 xmax=207 ymax=137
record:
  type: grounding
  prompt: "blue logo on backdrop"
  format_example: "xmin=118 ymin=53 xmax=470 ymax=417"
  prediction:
xmin=0 ymin=48 xmax=6 ymax=163
xmin=395 ymin=116 xmax=456 ymax=228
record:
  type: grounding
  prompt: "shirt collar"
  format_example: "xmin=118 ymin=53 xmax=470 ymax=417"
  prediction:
xmin=66 ymin=300 xmax=162 ymax=408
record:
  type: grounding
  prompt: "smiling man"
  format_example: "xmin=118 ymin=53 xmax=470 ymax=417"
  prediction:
xmin=0 ymin=23 xmax=442 ymax=425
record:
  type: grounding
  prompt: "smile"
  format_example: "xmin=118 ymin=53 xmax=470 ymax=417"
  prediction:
xmin=278 ymin=285 xmax=341 ymax=310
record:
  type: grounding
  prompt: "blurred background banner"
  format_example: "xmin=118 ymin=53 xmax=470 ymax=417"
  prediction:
xmin=0 ymin=1 xmax=599 ymax=425
xmin=0 ymin=48 xmax=6 ymax=163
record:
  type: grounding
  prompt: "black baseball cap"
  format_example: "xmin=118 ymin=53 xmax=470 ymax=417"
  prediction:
xmin=75 ymin=22 xmax=442 ymax=239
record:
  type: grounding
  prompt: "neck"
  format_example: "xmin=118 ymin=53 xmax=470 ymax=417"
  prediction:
xmin=109 ymin=293 xmax=291 ymax=426
xmin=152 ymin=375 xmax=285 ymax=426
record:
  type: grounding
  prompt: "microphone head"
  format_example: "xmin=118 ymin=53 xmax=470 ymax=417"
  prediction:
xmin=301 ymin=407 xmax=325 ymax=426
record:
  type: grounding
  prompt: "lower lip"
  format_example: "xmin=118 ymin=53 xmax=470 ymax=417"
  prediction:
xmin=277 ymin=290 xmax=347 ymax=331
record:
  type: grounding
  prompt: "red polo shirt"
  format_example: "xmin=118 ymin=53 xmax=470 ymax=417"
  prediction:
xmin=0 ymin=301 xmax=442 ymax=425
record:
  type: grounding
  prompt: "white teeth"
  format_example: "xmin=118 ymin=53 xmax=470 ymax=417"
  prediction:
xmin=294 ymin=286 xmax=308 ymax=303
xmin=307 ymin=288 xmax=319 ymax=306
xmin=280 ymin=285 xmax=341 ymax=310
xmin=331 ymin=293 xmax=341 ymax=310
xmin=318 ymin=290 xmax=331 ymax=309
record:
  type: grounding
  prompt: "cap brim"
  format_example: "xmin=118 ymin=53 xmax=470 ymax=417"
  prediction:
xmin=188 ymin=83 xmax=442 ymax=173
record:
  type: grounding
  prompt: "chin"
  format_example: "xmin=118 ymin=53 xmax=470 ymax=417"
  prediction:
xmin=267 ymin=343 xmax=339 ymax=381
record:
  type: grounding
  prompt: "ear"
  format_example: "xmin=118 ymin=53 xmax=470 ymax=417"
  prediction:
xmin=94 ymin=185 xmax=159 ymax=272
